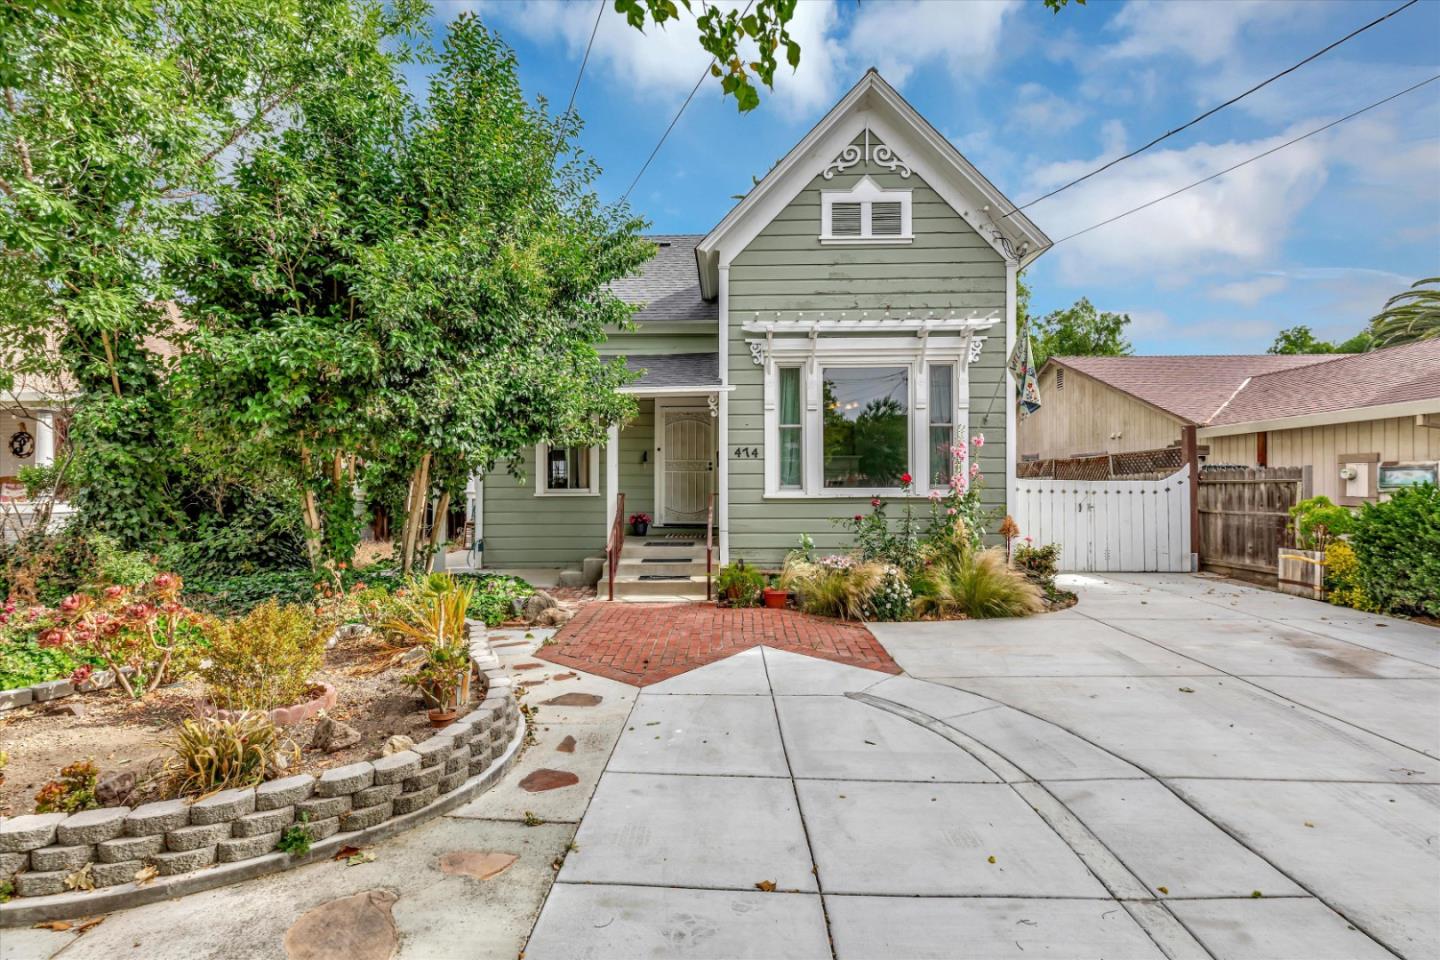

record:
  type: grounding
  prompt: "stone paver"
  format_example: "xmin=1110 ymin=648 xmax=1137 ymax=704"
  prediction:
xmin=536 ymin=602 xmax=899 ymax=685
xmin=606 ymin=693 xmax=789 ymax=777
xmin=1164 ymin=897 xmax=1398 ymax=959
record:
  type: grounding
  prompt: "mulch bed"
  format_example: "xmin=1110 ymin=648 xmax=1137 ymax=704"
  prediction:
xmin=0 ymin=629 xmax=450 ymax=817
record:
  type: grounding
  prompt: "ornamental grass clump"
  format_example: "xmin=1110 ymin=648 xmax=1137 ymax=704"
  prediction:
xmin=780 ymin=555 xmax=886 ymax=621
xmin=169 ymin=714 xmax=291 ymax=796
xmin=910 ymin=548 xmax=1044 ymax=620
xmin=200 ymin=600 xmax=327 ymax=711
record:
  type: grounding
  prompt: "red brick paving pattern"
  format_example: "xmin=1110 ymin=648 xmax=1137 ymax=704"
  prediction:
xmin=535 ymin=603 xmax=901 ymax=687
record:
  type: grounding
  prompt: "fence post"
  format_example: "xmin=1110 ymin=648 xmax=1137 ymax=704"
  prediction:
xmin=1182 ymin=425 xmax=1201 ymax=571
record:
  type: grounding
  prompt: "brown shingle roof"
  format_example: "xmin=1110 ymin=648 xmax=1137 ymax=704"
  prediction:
xmin=1209 ymin=339 xmax=1440 ymax=426
xmin=1052 ymin=354 xmax=1326 ymax=424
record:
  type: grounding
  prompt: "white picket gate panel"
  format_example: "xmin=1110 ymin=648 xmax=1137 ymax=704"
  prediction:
xmin=1013 ymin=465 xmax=1194 ymax=573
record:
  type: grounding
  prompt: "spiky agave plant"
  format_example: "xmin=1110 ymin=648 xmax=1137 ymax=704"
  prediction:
xmin=911 ymin=548 xmax=1044 ymax=620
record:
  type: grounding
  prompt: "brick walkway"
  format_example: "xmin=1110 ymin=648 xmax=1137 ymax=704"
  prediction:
xmin=535 ymin=602 xmax=901 ymax=686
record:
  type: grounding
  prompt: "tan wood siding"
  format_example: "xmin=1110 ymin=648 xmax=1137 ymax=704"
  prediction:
xmin=1207 ymin=416 xmax=1440 ymax=502
xmin=1018 ymin=366 xmax=1185 ymax=460
xmin=727 ymin=133 xmax=1009 ymax=566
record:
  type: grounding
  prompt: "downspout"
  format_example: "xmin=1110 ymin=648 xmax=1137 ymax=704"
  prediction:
xmin=717 ymin=263 xmax=730 ymax=565
xmin=1004 ymin=260 xmax=1018 ymax=518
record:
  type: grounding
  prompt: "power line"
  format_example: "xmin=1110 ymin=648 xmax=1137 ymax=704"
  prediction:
xmin=1004 ymin=0 xmax=1422 ymax=218
xmin=622 ymin=0 xmax=755 ymax=202
xmin=1049 ymin=74 xmax=1440 ymax=248
xmin=565 ymin=0 xmax=606 ymax=118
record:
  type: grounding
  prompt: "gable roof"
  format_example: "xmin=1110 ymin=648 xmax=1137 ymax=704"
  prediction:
xmin=1050 ymin=354 xmax=1327 ymax=425
xmin=1207 ymin=339 xmax=1440 ymax=429
xmin=608 ymin=235 xmax=715 ymax=325
xmin=694 ymin=69 xmax=1051 ymax=298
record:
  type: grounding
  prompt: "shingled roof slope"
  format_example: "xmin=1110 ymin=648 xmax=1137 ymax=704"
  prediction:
xmin=1053 ymin=354 xmax=1326 ymax=424
xmin=608 ymin=235 xmax=714 ymax=324
xmin=1210 ymin=339 xmax=1440 ymax=426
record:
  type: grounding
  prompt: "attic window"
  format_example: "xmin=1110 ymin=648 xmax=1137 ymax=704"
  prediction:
xmin=820 ymin=175 xmax=912 ymax=244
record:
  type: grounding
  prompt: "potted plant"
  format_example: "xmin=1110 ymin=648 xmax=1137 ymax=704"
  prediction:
xmin=629 ymin=512 xmax=651 ymax=536
xmin=386 ymin=580 xmax=476 ymax=725
xmin=716 ymin=561 xmax=764 ymax=607
xmin=1280 ymin=496 xmax=1354 ymax=600
xmin=761 ymin=575 xmax=789 ymax=609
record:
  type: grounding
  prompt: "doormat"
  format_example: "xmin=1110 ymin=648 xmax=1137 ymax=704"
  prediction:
xmin=638 ymin=574 xmax=691 ymax=581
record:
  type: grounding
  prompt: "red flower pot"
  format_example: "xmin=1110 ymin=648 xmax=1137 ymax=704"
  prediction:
xmin=762 ymin=588 xmax=789 ymax=609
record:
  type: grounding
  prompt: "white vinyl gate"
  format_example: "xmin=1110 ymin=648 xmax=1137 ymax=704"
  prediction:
xmin=1013 ymin=465 xmax=1194 ymax=573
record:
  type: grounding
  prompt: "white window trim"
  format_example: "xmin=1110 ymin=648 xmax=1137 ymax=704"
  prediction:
xmin=761 ymin=336 xmax=970 ymax=499
xmin=534 ymin=443 xmax=600 ymax=497
xmin=820 ymin=175 xmax=913 ymax=244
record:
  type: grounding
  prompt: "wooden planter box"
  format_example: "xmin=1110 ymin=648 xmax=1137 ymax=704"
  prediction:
xmin=1277 ymin=548 xmax=1326 ymax=600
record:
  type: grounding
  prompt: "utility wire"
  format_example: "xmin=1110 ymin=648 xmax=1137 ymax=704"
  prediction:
xmin=1004 ymin=0 xmax=1422 ymax=218
xmin=1048 ymin=74 xmax=1440 ymax=247
xmin=622 ymin=0 xmax=755 ymax=202
xmin=565 ymin=0 xmax=606 ymax=118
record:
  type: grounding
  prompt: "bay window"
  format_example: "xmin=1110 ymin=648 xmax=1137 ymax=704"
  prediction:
xmin=761 ymin=340 xmax=968 ymax=498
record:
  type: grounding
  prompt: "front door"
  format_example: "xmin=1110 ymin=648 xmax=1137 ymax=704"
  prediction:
xmin=658 ymin=406 xmax=713 ymax=525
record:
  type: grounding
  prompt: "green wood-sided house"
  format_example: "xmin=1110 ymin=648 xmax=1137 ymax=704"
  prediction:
xmin=473 ymin=71 xmax=1051 ymax=598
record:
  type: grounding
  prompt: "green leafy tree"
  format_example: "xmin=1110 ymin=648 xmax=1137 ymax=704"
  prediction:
xmin=359 ymin=15 xmax=651 ymax=573
xmin=0 ymin=0 xmax=417 ymax=546
xmin=1368 ymin=277 xmax=1440 ymax=348
xmin=1267 ymin=324 xmax=1372 ymax=355
xmin=1030 ymin=298 xmax=1133 ymax=368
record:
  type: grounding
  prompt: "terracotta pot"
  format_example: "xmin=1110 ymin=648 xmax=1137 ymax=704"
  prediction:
xmin=196 ymin=682 xmax=337 ymax=727
xmin=428 ymin=708 xmax=459 ymax=728
xmin=762 ymin=588 xmax=789 ymax=609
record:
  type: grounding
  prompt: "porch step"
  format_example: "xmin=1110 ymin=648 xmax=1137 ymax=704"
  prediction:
xmin=619 ymin=540 xmax=709 ymax=562
xmin=610 ymin=575 xmax=712 ymax=600
xmin=609 ymin=558 xmax=710 ymax=578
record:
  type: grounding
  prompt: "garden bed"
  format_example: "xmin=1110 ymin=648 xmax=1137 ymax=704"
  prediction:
xmin=0 ymin=626 xmax=446 ymax=817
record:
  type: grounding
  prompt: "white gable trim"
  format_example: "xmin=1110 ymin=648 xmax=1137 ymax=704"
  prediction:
xmin=696 ymin=70 xmax=1050 ymax=297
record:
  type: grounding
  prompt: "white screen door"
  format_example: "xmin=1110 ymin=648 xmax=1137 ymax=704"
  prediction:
xmin=659 ymin=408 xmax=713 ymax=525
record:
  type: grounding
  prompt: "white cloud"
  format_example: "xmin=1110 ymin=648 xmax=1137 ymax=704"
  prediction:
xmin=1101 ymin=0 xmax=1300 ymax=65
xmin=1010 ymin=83 xmax=1086 ymax=135
xmin=1209 ymin=276 xmax=1288 ymax=306
xmin=1029 ymin=125 xmax=1333 ymax=283
xmin=844 ymin=0 xmax=1022 ymax=87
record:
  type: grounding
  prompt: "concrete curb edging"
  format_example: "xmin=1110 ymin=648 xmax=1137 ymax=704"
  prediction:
xmin=0 ymin=627 xmax=518 ymax=926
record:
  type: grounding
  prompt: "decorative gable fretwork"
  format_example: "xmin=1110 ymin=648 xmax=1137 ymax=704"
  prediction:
xmin=822 ymin=127 xmax=912 ymax=180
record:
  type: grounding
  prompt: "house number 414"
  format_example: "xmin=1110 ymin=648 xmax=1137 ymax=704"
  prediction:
xmin=732 ymin=446 xmax=760 ymax=459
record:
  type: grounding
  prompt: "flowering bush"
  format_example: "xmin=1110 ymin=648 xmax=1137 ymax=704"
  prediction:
xmin=1323 ymin=541 xmax=1379 ymax=613
xmin=40 ymin=573 xmax=203 ymax=698
xmin=34 ymin=759 xmax=100 ymax=814
xmin=866 ymin=566 xmax=912 ymax=621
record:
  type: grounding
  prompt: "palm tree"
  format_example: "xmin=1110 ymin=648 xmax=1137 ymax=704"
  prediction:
xmin=1369 ymin=277 xmax=1440 ymax=348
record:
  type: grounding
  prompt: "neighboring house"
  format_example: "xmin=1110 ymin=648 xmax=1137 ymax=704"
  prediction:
xmin=474 ymin=70 xmax=1050 ymax=590
xmin=1018 ymin=341 xmax=1440 ymax=504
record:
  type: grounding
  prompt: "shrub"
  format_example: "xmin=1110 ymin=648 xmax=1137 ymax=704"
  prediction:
xmin=455 ymin=573 xmax=533 ymax=626
xmin=169 ymin=715 xmax=290 ymax=796
xmin=781 ymin=556 xmax=885 ymax=621
xmin=911 ymin=548 xmax=1044 ymax=620
xmin=716 ymin=562 xmax=765 ymax=607
xmin=43 ymin=573 xmax=202 ymax=697
xmin=87 ymin=533 xmax=158 ymax=589
xmin=34 ymin=760 xmax=100 ymax=814
xmin=200 ymin=600 xmax=326 ymax=711
xmin=1013 ymin=541 xmax=1060 ymax=591
xmin=1351 ymin=484 xmax=1440 ymax=618
xmin=0 ymin=638 xmax=95 ymax=690
xmin=1288 ymin=496 xmax=1354 ymax=551
xmin=1324 ymin=541 xmax=1380 ymax=613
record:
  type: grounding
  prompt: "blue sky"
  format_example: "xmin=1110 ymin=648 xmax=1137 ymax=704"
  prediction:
xmin=440 ymin=0 xmax=1440 ymax=354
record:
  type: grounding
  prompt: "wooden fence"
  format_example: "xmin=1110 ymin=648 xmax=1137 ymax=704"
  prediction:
xmin=1013 ymin=466 xmax=1194 ymax=573
xmin=1197 ymin=465 xmax=1311 ymax=578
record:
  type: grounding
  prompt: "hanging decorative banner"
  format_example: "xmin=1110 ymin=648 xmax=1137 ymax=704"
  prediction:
xmin=1008 ymin=331 xmax=1042 ymax=417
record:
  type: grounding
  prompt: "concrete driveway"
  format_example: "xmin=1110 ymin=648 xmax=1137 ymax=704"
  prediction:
xmin=526 ymin=573 xmax=1438 ymax=960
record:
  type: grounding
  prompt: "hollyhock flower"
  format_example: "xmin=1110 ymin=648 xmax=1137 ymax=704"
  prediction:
xmin=946 ymin=507 xmax=957 ymax=516
xmin=971 ymin=433 xmax=985 ymax=447
xmin=928 ymin=489 xmax=943 ymax=502
xmin=969 ymin=463 xmax=982 ymax=479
